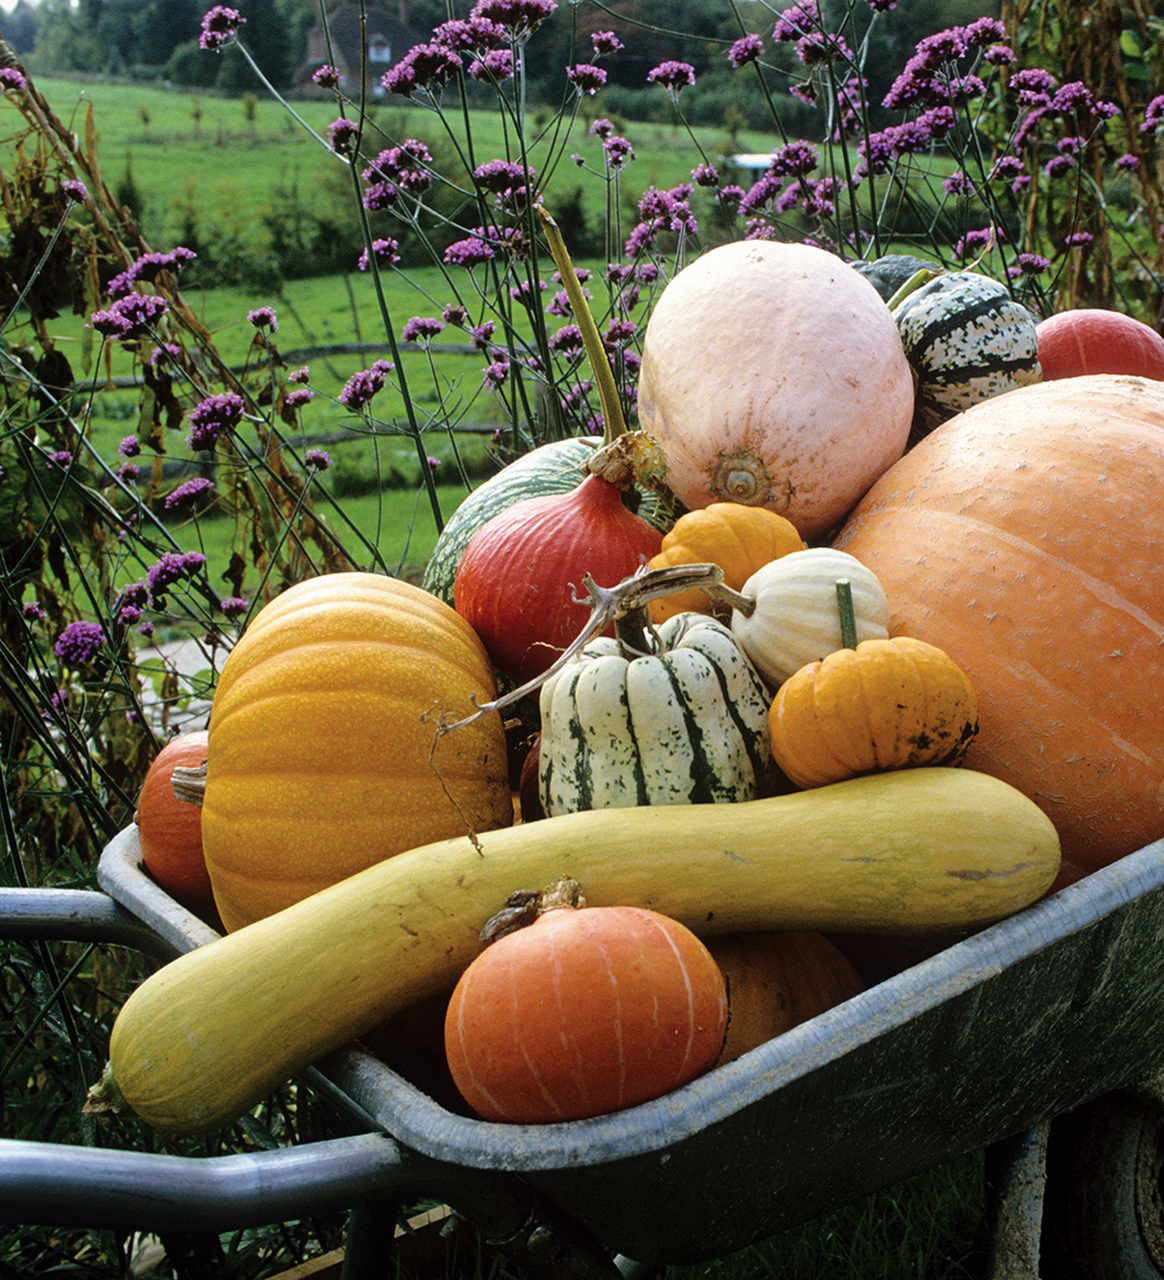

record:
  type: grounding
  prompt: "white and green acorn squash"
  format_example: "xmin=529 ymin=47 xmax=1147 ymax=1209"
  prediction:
xmin=422 ymin=436 xmax=671 ymax=604
xmin=538 ymin=612 xmax=773 ymax=817
xmin=891 ymin=270 xmax=1041 ymax=442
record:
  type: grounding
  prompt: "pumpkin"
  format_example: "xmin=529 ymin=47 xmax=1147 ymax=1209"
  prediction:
xmin=136 ymin=729 xmax=214 ymax=914
xmin=636 ymin=240 xmax=914 ymax=538
xmin=200 ymin=571 xmax=512 ymax=931
xmin=454 ymin=471 xmax=664 ymax=686
xmin=834 ymin=373 xmax=1164 ymax=886
xmin=422 ymin=436 xmax=672 ymax=605
xmin=537 ymin=611 xmax=773 ymax=816
xmin=729 ymin=548 xmax=890 ymax=689
xmin=768 ymin=636 xmax=979 ymax=789
xmin=890 ymin=270 xmax=1042 ymax=441
xmin=444 ymin=879 xmax=728 ymax=1122
xmin=1035 ymin=308 xmax=1164 ymax=381
xmin=647 ymin=504 xmax=806 ymax=624
xmin=706 ymin=930 xmax=865 ymax=1065
xmin=101 ymin=768 xmax=1059 ymax=1133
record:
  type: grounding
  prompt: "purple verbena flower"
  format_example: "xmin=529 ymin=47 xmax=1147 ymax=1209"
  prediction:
xmin=186 ymin=392 xmax=245 ymax=451
xmin=444 ymin=236 xmax=496 ymax=267
xmin=770 ymin=140 xmax=820 ymax=177
xmin=164 ymin=477 xmax=215 ymax=510
xmin=592 ymin=31 xmax=623 ymax=56
xmin=46 ymin=450 xmax=73 ymax=471
xmin=727 ymin=33 xmax=764 ymax=68
xmin=772 ymin=2 xmax=819 ymax=42
xmin=567 ymin=64 xmax=607 ymax=95
xmin=647 ymin=61 xmax=695 ymax=93
xmin=442 ymin=303 xmax=469 ymax=327
xmin=470 ymin=0 xmax=557 ymax=37
xmin=62 ymin=179 xmax=87 ymax=201
xmin=602 ymin=134 xmax=635 ymax=169
xmin=1141 ymin=94 xmax=1164 ymax=132
xmin=357 ymin=237 xmax=401 ymax=271
xmin=433 ymin=16 xmax=507 ymax=49
xmin=303 ymin=449 xmax=332 ymax=470
xmin=146 ymin=551 xmax=207 ymax=603
xmin=285 ymin=387 xmax=314 ymax=410
xmin=199 ymin=5 xmax=244 ymax=52
xmin=327 ymin=117 xmax=360 ymax=155
xmin=288 ymin=365 xmax=311 ymax=384
xmin=473 ymin=158 xmax=531 ymax=192
xmin=312 ymin=64 xmax=341 ymax=89
xmin=118 ymin=462 xmax=141 ymax=483
xmin=692 ymin=161 xmax=719 ymax=187
xmin=1008 ymin=253 xmax=1050 ymax=279
xmin=403 ymin=315 xmax=446 ymax=344
xmin=1064 ymin=231 xmax=1094 ymax=246
xmin=247 ymin=306 xmax=278 ymax=330
xmin=118 ymin=435 xmax=141 ymax=458
xmin=0 ymin=67 xmax=27 ymax=92
xmin=796 ymin=30 xmax=852 ymax=65
xmin=468 ymin=49 xmax=514 ymax=81
xmin=22 ymin=600 xmax=47 ymax=622
xmin=220 ymin=596 xmax=249 ymax=619
xmin=549 ymin=324 xmax=584 ymax=355
xmin=470 ymin=321 xmax=496 ymax=349
xmin=338 ymin=360 xmax=394 ymax=411
xmin=54 ymin=620 xmax=106 ymax=665
xmin=482 ymin=357 xmax=510 ymax=388
xmin=1116 ymin=153 xmax=1140 ymax=170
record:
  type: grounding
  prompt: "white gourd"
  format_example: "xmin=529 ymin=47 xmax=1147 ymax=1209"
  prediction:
xmin=538 ymin=614 xmax=773 ymax=817
xmin=731 ymin=548 xmax=890 ymax=688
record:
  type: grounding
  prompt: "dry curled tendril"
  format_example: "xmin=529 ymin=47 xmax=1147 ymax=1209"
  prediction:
xmin=438 ymin=562 xmax=754 ymax=735
xmin=479 ymin=874 xmax=586 ymax=944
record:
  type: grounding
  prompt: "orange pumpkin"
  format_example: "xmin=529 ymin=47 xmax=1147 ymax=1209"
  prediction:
xmin=834 ymin=374 xmax=1164 ymax=886
xmin=706 ymin=930 xmax=864 ymax=1065
xmin=444 ymin=895 xmax=727 ymax=1123
xmin=201 ymin=572 xmax=512 ymax=931
xmin=136 ymin=729 xmax=214 ymax=914
xmin=648 ymin=503 xmax=806 ymax=623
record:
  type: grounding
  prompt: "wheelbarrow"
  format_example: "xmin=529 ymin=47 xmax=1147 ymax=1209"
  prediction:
xmin=3 ymin=823 xmax=1164 ymax=1279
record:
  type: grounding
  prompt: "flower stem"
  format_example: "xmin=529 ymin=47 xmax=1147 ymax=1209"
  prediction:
xmin=836 ymin=578 xmax=858 ymax=649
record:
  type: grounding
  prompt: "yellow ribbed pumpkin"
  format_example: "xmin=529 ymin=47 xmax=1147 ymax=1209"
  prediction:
xmin=201 ymin=572 xmax=512 ymax=931
xmin=648 ymin=503 xmax=806 ymax=623
xmin=768 ymin=636 xmax=979 ymax=789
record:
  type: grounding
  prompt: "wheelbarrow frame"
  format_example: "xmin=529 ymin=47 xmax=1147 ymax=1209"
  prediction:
xmin=3 ymin=826 xmax=1164 ymax=1277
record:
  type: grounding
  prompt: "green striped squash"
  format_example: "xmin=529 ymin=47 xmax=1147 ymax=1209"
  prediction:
xmin=422 ymin=436 xmax=671 ymax=604
xmin=538 ymin=613 xmax=773 ymax=817
xmin=891 ymin=271 xmax=1041 ymax=442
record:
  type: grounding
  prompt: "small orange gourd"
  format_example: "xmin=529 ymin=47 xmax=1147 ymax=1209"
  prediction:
xmin=706 ymin=930 xmax=865 ymax=1065
xmin=201 ymin=572 xmax=512 ymax=931
xmin=444 ymin=879 xmax=727 ymax=1123
xmin=769 ymin=633 xmax=979 ymax=789
xmin=136 ymin=729 xmax=214 ymax=914
xmin=648 ymin=503 xmax=806 ymax=623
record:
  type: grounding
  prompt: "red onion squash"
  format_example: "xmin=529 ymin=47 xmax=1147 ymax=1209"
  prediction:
xmin=1036 ymin=309 xmax=1164 ymax=381
xmin=136 ymin=730 xmax=214 ymax=913
xmin=453 ymin=472 xmax=663 ymax=685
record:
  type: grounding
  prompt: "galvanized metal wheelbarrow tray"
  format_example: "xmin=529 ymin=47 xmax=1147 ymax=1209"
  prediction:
xmin=4 ymin=823 xmax=1164 ymax=1277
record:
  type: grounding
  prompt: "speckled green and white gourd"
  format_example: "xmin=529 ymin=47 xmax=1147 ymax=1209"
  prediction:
xmin=891 ymin=270 xmax=1041 ymax=443
xmin=538 ymin=613 xmax=774 ymax=817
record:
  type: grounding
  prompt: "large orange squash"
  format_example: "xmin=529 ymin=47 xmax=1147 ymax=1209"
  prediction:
xmin=202 ymin=572 xmax=512 ymax=930
xmin=834 ymin=375 xmax=1164 ymax=886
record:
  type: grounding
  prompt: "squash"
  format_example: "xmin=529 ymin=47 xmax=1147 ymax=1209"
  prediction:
xmin=769 ymin=636 xmax=979 ymax=789
xmin=729 ymin=548 xmax=890 ymax=689
xmin=201 ymin=572 xmax=512 ymax=931
xmin=890 ymin=270 xmax=1041 ymax=442
xmin=537 ymin=611 xmax=773 ymax=815
xmin=850 ymin=253 xmax=942 ymax=303
xmin=98 ymin=768 xmax=1059 ymax=1134
xmin=706 ymin=930 xmax=865 ymax=1066
xmin=444 ymin=880 xmax=727 ymax=1122
xmin=453 ymin=470 xmax=664 ymax=685
xmin=136 ymin=730 xmax=214 ymax=915
xmin=422 ymin=437 xmax=672 ymax=605
xmin=1035 ymin=309 xmax=1164 ymax=381
xmin=834 ymin=374 xmax=1164 ymax=886
xmin=647 ymin=504 xmax=806 ymax=624
xmin=636 ymin=240 xmax=914 ymax=538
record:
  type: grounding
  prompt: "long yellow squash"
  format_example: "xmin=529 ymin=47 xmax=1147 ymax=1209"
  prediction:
xmin=102 ymin=768 xmax=1059 ymax=1134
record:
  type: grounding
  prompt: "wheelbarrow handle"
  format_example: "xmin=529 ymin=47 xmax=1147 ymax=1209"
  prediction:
xmin=0 ymin=887 xmax=178 ymax=959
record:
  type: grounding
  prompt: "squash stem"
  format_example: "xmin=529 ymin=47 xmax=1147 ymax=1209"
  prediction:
xmin=836 ymin=579 xmax=858 ymax=649
xmin=886 ymin=266 xmax=941 ymax=314
xmin=538 ymin=205 xmax=627 ymax=445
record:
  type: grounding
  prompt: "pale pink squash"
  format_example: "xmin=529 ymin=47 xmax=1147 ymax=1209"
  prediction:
xmin=636 ymin=241 xmax=915 ymax=539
